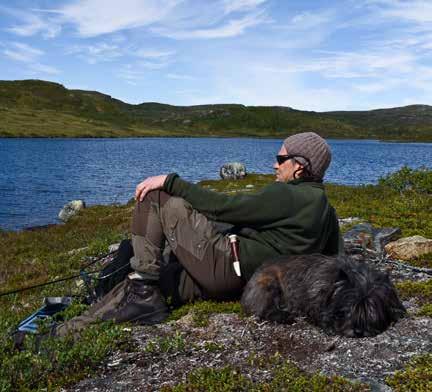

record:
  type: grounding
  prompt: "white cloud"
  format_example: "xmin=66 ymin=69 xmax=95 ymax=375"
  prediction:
xmin=352 ymin=79 xmax=401 ymax=93
xmin=29 ymin=62 xmax=60 ymax=75
xmin=375 ymin=0 xmax=432 ymax=24
xmin=118 ymin=68 xmax=144 ymax=82
xmin=66 ymin=40 xmax=177 ymax=66
xmin=66 ymin=42 xmax=123 ymax=64
xmin=153 ymin=10 xmax=267 ymax=39
xmin=117 ymin=54 xmax=175 ymax=84
xmin=138 ymin=60 xmax=171 ymax=69
xmin=57 ymin=0 xmax=181 ymax=37
xmin=2 ymin=41 xmax=60 ymax=75
xmin=289 ymin=10 xmax=333 ymax=30
xmin=135 ymin=49 xmax=175 ymax=59
xmin=3 ymin=42 xmax=43 ymax=62
xmin=222 ymin=0 xmax=267 ymax=14
xmin=1 ymin=6 xmax=61 ymax=38
xmin=133 ymin=50 xmax=175 ymax=69
xmin=264 ymin=8 xmax=338 ymax=50
xmin=258 ymin=50 xmax=416 ymax=79
xmin=4 ymin=0 xmax=269 ymax=43
xmin=166 ymin=73 xmax=195 ymax=80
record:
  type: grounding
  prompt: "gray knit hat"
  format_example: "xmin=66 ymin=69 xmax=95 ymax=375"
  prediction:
xmin=283 ymin=132 xmax=331 ymax=180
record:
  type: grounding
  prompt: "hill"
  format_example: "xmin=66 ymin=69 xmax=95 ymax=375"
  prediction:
xmin=1 ymin=79 xmax=432 ymax=141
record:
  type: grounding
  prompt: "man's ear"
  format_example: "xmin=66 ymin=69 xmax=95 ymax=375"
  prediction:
xmin=293 ymin=163 xmax=304 ymax=179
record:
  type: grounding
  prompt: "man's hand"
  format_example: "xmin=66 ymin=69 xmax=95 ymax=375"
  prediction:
xmin=135 ymin=175 xmax=168 ymax=201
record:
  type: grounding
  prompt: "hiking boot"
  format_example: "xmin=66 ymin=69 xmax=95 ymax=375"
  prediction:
xmin=102 ymin=273 xmax=169 ymax=325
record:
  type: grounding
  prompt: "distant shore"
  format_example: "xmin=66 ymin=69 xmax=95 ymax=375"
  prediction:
xmin=1 ymin=134 xmax=431 ymax=143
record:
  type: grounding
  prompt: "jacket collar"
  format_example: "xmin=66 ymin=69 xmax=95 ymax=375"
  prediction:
xmin=287 ymin=178 xmax=324 ymax=189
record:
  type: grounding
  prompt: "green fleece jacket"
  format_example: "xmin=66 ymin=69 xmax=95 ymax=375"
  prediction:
xmin=163 ymin=173 xmax=340 ymax=280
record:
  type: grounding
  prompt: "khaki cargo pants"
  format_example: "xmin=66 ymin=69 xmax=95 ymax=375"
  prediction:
xmin=55 ymin=190 xmax=244 ymax=337
xmin=130 ymin=190 xmax=244 ymax=302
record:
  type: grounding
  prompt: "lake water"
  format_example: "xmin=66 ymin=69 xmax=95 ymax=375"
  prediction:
xmin=1 ymin=137 xmax=431 ymax=231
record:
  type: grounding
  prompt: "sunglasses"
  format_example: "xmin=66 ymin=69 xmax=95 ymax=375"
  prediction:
xmin=276 ymin=154 xmax=296 ymax=165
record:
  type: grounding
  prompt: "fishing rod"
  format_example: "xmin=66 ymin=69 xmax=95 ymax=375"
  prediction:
xmin=0 ymin=250 xmax=118 ymax=298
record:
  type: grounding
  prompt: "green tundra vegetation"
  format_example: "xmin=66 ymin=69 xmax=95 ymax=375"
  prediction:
xmin=0 ymin=167 xmax=431 ymax=390
xmin=2 ymin=79 xmax=432 ymax=141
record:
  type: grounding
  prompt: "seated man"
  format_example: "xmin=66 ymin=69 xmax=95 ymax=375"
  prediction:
xmin=56 ymin=132 xmax=341 ymax=334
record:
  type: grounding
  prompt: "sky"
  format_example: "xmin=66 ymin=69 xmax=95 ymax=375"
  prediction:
xmin=1 ymin=0 xmax=432 ymax=111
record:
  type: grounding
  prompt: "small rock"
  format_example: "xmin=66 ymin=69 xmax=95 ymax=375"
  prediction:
xmin=108 ymin=243 xmax=121 ymax=253
xmin=339 ymin=217 xmax=363 ymax=226
xmin=385 ymin=235 xmax=432 ymax=260
xmin=58 ymin=200 xmax=86 ymax=222
xmin=324 ymin=339 xmax=337 ymax=352
xmin=245 ymin=184 xmax=254 ymax=189
xmin=220 ymin=162 xmax=247 ymax=180
xmin=107 ymin=359 xmax=122 ymax=367
xmin=67 ymin=246 xmax=89 ymax=256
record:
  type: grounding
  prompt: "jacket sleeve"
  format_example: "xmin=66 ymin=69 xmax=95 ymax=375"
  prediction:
xmin=163 ymin=173 xmax=292 ymax=226
xmin=321 ymin=205 xmax=343 ymax=256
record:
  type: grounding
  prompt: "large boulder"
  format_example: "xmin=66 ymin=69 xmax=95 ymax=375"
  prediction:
xmin=219 ymin=162 xmax=247 ymax=180
xmin=58 ymin=200 xmax=86 ymax=222
xmin=384 ymin=235 xmax=432 ymax=260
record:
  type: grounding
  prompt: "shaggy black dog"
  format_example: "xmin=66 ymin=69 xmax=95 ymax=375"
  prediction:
xmin=241 ymin=254 xmax=406 ymax=338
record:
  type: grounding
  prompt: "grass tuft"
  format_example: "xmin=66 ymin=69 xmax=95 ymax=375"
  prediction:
xmin=0 ymin=321 xmax=131 ymax=391
xmin=396 ymin=280 xmax=432 ymax=306
xmin=145 ymin=331 xmax=186 ymax=354
xmin=161 ymin=359 xmax=369 ymax=391
xmin=168 ymin=300 xmax=242 ymax=327
xmin=386 ymin=354 xmax=432 ymax=391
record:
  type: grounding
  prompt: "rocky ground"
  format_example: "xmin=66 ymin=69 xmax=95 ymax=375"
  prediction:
xmin=66 ymin=255 xmax=432 ymax=392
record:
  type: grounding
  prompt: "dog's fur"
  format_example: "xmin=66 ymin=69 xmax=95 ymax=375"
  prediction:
xmin=241 ymin=254 xmax=406 ymax=338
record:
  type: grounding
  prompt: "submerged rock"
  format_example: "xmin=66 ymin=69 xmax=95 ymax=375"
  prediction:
xmin=220 ymin=162 xmax=247 ymax=180
xmin=58 ymin=200 xmax=86 ymax=222
xmin=385 ymin=235 xmax=432 ymax=260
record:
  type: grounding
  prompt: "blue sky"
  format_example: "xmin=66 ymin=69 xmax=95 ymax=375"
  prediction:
xmin=1 ymin=0 xmax=432 ymax=111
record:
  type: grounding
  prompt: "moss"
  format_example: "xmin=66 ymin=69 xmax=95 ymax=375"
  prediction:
xmin=168 ymin=300 xmax=242 ymax=327
xmin=145 ymin=331 xmax=186 ymax=354
xmin=161 ymin=360 xmax=369 ymax=391
xmin=202 ymin=341 xmax=225 ymax=352
xmin=417 ymin=303 xmax=432 ymax=317
xmin=264 ymin=360 xmax=369 ymax=391
xmin=326 ymin=184 xmax=432 ymax=239
xmin=404 ymin=253 xmax=432 ymax=269
xmin=386 ymin=354 xmax=432 ymax=391
xmin=161 ymin=366 xmax=253 ymax=391
xmin=199 ymin=173 xmax=273 ymax=193
xmin=0 ymin=321 xmax=131 ymax=391
xmin=0 ymin=203 xmax=131 ymax=294
xmin=56 ymin=302 xmax=89 ymax=321
xmin=396 ymin=280 xmax=432 ymax=306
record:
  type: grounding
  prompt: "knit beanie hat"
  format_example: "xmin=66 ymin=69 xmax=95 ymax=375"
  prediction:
xmin=283 ymin=132 xmax=331 ymax=180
